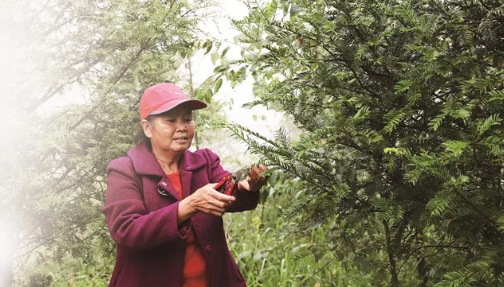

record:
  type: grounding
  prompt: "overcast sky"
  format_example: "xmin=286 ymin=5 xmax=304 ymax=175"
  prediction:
xmin=193 ymin=0 xmax=284 ymax=139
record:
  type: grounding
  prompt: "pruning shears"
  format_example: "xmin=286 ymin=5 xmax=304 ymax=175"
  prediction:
xmin=213 ymin=173 xmax=236 ymax=195
xmin=214 ymin=166 xmax=251 ymax=195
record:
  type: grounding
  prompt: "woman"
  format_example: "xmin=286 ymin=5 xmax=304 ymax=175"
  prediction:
xmin=102 ymin=83 xmax=268 ymax=287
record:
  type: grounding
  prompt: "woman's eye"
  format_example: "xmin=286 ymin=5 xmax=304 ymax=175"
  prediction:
xmin=167 ymin=119 xmax=176 ymax=123
xmin=184 ymin=118 xmax=193 ymax=122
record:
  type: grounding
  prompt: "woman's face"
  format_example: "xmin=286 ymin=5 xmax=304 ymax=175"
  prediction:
xmin=142 ymin=105 xmax=195 ymax=156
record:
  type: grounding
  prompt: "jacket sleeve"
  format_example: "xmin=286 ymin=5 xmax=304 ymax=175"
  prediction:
xmin=102 ymin=157 xmax=190 ymax=250
xmin=202 ymin=148 xmax=260 ymax=212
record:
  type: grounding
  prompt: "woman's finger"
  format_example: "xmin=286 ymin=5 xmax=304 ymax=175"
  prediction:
xmin=190 ymin=184 xmax=236 ymax=215
xmin=208 ymin=183 xmax=236 ymax=201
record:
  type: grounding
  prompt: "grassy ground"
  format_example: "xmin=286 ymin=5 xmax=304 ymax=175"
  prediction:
xmin=225 ymin=195 xmax=345 ymax=287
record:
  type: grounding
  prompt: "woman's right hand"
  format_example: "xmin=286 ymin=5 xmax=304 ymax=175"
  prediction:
xmin=177 ymin=184 xmax=236 ymax=223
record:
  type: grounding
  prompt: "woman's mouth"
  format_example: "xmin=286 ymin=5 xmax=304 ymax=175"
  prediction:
xmin=173 ymin=136 xmax=188 ymax=143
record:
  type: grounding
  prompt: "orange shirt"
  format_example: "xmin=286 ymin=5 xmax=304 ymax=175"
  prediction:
xmin=167 ymin=172 xmax=208 ymax=287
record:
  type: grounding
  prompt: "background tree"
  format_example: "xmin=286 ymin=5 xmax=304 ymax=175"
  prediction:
xmin=214 ymin=0 xmax=504 ymax=286
xmin=0 ymin=0 xmax=229 ymax=285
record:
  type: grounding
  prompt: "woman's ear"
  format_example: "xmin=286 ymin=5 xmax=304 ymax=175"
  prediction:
xmin=141 ymin=119 xmax=153 ymax=138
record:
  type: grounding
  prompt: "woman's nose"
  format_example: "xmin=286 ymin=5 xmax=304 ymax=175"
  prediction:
xmin=175 ymin=119 xmax=187 ymax=130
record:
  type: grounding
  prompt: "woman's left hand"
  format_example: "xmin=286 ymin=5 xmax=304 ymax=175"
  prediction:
xmin=237 ymin=164 xmax=269 ymax=192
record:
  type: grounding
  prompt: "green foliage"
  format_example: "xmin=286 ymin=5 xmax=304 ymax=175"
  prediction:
xmin=14 ymin=244 xmax=113 ymax=287
xmin=3 ymin=0 xmax=504 ymax=286
xmin=214 ymin=0 xmax=504 ymax=285
xmin=226 ymin=193 xmax=369 ymax=287
xmin=0 ymin=0 xmax=228 ymax=285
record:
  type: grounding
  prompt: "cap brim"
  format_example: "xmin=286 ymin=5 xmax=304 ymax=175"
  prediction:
xmin=149 ymin=99 xmax=207 ymax=116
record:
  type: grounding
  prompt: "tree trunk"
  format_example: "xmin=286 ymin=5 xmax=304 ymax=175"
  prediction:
xmin=383 ymin=220 xmax=400 ymax=287
xmin=186 ymin=56 xmax=200 ymax=150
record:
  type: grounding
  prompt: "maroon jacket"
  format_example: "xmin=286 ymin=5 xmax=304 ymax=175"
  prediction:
xmin=102 ymin=142 xmax=259 ymax=287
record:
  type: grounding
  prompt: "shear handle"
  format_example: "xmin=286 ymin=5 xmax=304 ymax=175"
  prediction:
xmin=214 ymin=173 xmax=232 ymax=193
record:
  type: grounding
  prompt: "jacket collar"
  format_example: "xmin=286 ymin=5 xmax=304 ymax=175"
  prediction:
xmin=127 ymin=142 xmax=206 ymax=177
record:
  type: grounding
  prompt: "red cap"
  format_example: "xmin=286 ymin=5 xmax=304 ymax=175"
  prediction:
xmin=139 ymin=83 xmax=207 ymax=119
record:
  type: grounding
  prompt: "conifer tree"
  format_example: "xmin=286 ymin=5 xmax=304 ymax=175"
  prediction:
xmin=215 ymin=0 xmax=504 ymax=285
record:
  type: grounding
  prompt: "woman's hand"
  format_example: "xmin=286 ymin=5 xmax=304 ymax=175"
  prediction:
xmin=178 ymin=184 xmax=236 ymax=223
xmin=237 ymin=165 xmax=269 ymax=192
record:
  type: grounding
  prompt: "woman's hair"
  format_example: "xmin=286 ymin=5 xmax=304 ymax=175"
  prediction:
xmin=135 ymin=115 xmax=154 ymax=150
